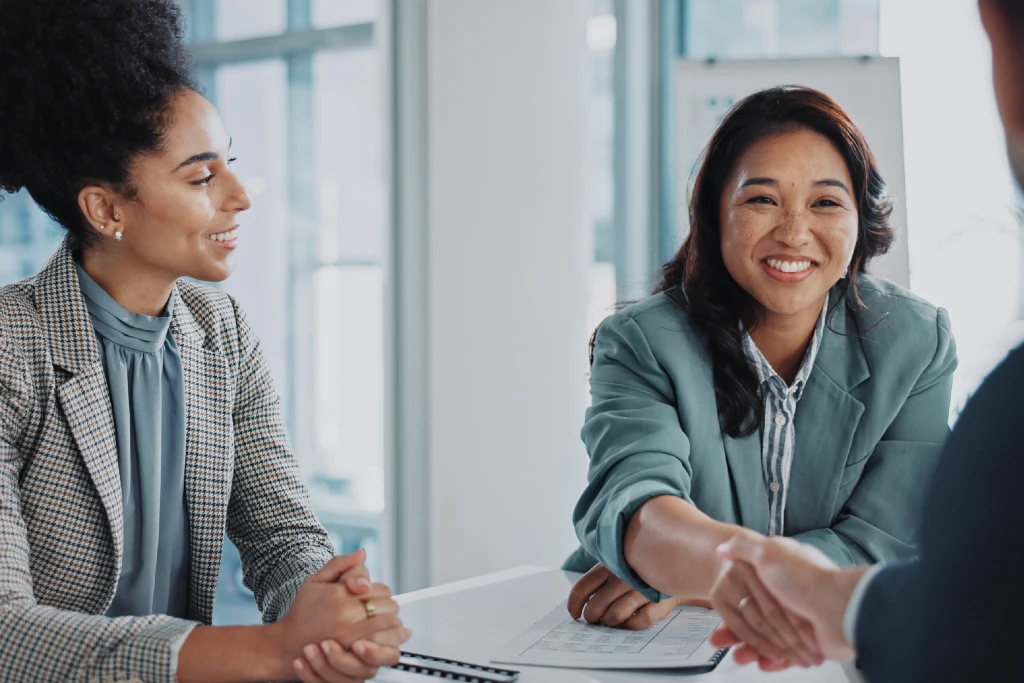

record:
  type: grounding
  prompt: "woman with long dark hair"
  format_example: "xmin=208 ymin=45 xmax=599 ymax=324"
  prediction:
xmin=0 ymin=1 xmax=407 ymax=681
xmin=564 ymin=86 xmax=956 ymax=667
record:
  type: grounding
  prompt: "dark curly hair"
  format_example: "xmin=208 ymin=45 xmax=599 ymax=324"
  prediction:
xmin=653 ymin=86 xmax=894 ymax=438
xmin=0 ymin=0 xmax=197 ymax=250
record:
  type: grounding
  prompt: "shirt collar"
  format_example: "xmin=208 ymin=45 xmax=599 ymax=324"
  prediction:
xmin=742 ymin=292 xmax=829 ymax=399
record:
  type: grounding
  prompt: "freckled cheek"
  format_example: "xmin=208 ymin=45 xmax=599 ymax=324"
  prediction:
xmin=720 ymin=210 xmax=771 ymax=260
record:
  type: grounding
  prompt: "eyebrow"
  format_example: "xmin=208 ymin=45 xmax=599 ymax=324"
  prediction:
xmin=814 ymin=179 xmax=851 ymax=195
xmin=171 ymin=138 xmax=233 ymax=173
xmin=738 ymin=177 xmax=851 ymax=196
xmin=738 ymin=177 xmax=778 ymax=189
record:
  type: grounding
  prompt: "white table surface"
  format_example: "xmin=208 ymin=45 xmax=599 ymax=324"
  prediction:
xmin=392 ymin=566 xmax=866 ymax=683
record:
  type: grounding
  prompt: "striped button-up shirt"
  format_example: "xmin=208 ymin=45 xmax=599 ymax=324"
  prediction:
xmin=742 ymin=296 xmax=828 ymax=536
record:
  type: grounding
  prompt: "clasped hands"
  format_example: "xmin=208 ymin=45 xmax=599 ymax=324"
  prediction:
xmin=272 ymin=548 xmax=412 ymax=683
xmin=568 ymin=531 xmax=857 ymax=673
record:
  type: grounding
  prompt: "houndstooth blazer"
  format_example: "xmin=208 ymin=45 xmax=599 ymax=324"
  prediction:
xmin=0 ymin=239 xmax=335 ymax=683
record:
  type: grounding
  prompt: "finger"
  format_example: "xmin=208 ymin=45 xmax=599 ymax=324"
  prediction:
xmin=567 ymin=564 xmax=612 ymax=619
xmin=759 ymin=655 xmax=798 ymax=672
xmin=294 ymin=651 xmax=334 ymax=683
xmin=333 ymin=585 xmax=395 ymax=621
xmin=601 ymin=589 xmax=651 ymax=628
xmin=785 ymin=610 xmax=823 ymax=663
xmin=339 ymin=564 xmax=373 ymax=595
xmin=364 ymin=627 xmax=413 ymax=649
xmin=336 ymin=596 xmax=400 ymax=636
xmin=730 ymin=644 xmax=794 ymax=672
xmin=358 ymin=596 xmax=399 ymax=620
xmin=732 ymin=599 xmax=783 ymax=654
xmin=315 ymin=640 xmax=378 ymax=681
xmin=793 ymin=615 xmax=822 ymax=661
xmin=680 ymin=597 xmax=713 ymax=609
xmin=732 ymin=644 xmax=761 ymax=666
xmin=710 ymin=626 xmax=741 ymax=648
xmin=716 ymin=596 xmax=786 ymax=663
xmin=312 ymin=550 xmax=367 ymax=583
xmin=338 ymin=614 xmax=404 ymax=649
xmin=361 ymin=583 xmax=394 ymax=602
xmin=737 ymin=564 xmax=815 ymax=661
xmin=778 ymin=607 xmax=824 ymax=665
xmin=582 ymin=581 xmax=634 ymax=625
xmin=622 ymin=599 xmax=674 ymax=631
xmin=351 ymin=640 xmax=402 ymax=668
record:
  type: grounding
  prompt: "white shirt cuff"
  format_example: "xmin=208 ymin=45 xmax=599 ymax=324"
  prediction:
xmin=843 ymin=564 xmax=884 ymax=646
xmin=168 ymin=623 xmax=198 ymax=679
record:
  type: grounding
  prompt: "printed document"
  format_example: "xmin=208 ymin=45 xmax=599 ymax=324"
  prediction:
xmin=492 ymin=601 xmax=728 ymax=670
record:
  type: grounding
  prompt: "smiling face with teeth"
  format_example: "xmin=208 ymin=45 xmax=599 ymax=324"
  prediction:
xmin=719 ymin=127 xmax=859 ymax=323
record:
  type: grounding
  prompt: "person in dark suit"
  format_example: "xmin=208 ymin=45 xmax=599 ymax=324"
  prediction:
xmin=706 ymin=1 xmax=1024 ymax=681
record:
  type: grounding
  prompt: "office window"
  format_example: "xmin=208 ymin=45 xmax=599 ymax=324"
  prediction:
xmin=312 ymin=0 xmax=377 ymax=28
xmin=215 ymin=0 xmax=287 ymax=42
xmin=189 ymin=1 xmax=388 ymax=624
xmin=685 ymin=0 xmax=880 ymax=58
xmin=0 ymin=192 xmax=63 ymax=284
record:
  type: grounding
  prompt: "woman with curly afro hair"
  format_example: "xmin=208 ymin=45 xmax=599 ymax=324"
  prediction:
xmin=0 ymin=1 xmax=408 ymax=681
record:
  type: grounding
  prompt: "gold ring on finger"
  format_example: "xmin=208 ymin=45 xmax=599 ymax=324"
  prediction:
xmin=365 ymin=600 xmax=377 ymax=618
xmin=737 ymin=595 xmax=752 ymax=611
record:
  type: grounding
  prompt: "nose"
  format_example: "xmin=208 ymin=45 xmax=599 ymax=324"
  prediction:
xmin=226 ymin=167 xmax=252 ymax=213
xmin=773 ymin=209 xmax=812 ymax=247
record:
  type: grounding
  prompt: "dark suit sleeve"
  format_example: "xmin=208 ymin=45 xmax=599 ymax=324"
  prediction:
xmin=854 ymin=343 xmax=1024 ymax=683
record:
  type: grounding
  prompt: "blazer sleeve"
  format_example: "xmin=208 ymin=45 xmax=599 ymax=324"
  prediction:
xmin=856 ymin=343 xmax=1024 ymax=683
xmin=0 ymin=332 xmax=197 ymax=683
xmin=852 ymin=561 xmax=920 ymax=683
xmin=791 ymin=308 xmax=957 ymax=566
xmin=225 ymin=298 xmax=335 ymax=623
xmin=573 ymin=312 xmax=696 ymax=602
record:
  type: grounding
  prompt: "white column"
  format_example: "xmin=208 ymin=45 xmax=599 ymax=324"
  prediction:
xmin=424 ymin=0 xmax=592 ymax=585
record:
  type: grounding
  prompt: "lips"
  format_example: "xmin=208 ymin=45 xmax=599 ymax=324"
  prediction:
xmin=761 ymin=257 xmax=817 ymax=283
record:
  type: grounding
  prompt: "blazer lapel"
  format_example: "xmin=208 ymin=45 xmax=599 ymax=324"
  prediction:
xmin=721 ymin=429 xmax=770 ymax=533
xmin=56 ymin=367 xmax=124 ymax=571
xmin=787 ymin=297 xmax=870 ymax=530
xmin=172 ymin=301 xmax=235 ymax=624
xmin=38 ymin=239 xmax=125 ymax=569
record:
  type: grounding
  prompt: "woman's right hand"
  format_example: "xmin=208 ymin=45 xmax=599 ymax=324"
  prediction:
xmin=567 ymin=563 xmax=683 ymax=629
xmin=273 ymin=554 xmax=407 ymax=682
xmin=708 ymin=542 xmax=824 ymax=669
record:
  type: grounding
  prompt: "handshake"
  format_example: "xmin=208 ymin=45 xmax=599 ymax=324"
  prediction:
xmin=705 ymin=531 xmax=870 ymax=672
xmin=568 ymin=530 xmax=873 ymax=673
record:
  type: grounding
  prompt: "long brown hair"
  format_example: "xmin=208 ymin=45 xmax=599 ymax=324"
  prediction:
xmin=658 ymin=86 xmax=894 ymax=438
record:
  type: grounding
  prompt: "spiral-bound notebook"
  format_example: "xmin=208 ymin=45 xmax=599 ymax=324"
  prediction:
xmin=372 ymin=651 xmax=520 ymax=682
xmin=491 ymin=601 xmax=730 ymax=673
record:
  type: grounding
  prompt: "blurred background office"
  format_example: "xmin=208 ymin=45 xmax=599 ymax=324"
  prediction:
xmin=1 ymin=0 xmax=1017 ymax=624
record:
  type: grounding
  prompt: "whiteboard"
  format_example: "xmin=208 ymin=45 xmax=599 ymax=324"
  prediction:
xmin=674 ymin=57 xmax=908 ymax=287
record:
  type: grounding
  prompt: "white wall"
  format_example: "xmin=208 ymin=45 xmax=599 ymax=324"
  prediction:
xmin=424 ymin=0 xmax=593 ymax=584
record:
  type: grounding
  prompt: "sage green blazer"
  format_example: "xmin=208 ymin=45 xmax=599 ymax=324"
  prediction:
xmin=564 ymin=276 xmax=957 ymax=602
